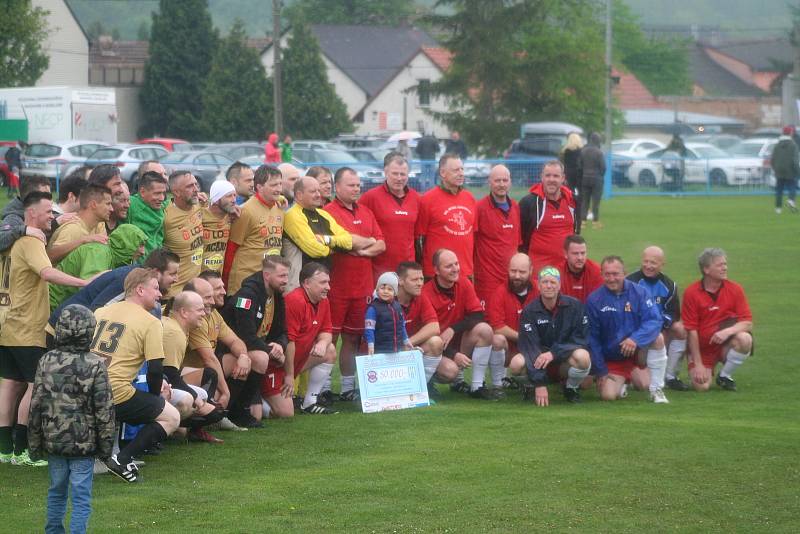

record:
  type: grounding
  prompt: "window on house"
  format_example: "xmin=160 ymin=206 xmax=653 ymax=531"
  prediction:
xmin=418 ymin=79 xmax=431 ymax=107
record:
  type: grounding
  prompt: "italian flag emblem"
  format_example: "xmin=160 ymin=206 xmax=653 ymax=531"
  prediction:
xmin=236 ymin=297 xmax=252 ymax=310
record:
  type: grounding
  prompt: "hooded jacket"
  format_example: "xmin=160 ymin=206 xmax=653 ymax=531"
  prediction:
xmin=49 ymin=224 xmax=147 ymax=311
xmin=0 ymin=197 xmax=26 ymax=252
xmin=519 ymin=182 xmax=579 ymax=258
xmin=28 ymin=304 xmax=115 ymax=459
xmin=221 ymin=270 xmax=288 ymax=353
xmin=265 ymin=133 xmax=282 ymax=163
xmin=770 ymin=136 xmax=800 ymax=180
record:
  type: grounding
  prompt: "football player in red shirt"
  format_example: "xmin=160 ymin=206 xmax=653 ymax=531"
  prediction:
xmin=421 ymin=249 xmax=500 ymax=399
xmin=360 ymin=153 xmax=421 ymax=282
xmin=558 ymin=235 xmax=602 ymax=303
xmin=683 ymin=248 xmax=753 ymax=392
xmin=324 ymin=168 xmax=386 ymax=401
xmin=415 ymin=155 xmax=477 ymax=279
xmin=473 ymin=164 xmax=521 ymax=304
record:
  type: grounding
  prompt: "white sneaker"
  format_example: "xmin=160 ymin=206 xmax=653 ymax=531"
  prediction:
xmin=650 ymin=388 xmax=669 ymax=404
xmin=619 ymin=383 xmax=628 ymax=399
xmin=776 ymin=207 xmax=782 ymax=214
xmin=788 ymin=199 xmax=798 ymax=212
xmin=586 ymin=212 xmax=594 ymax=221
xmin=218 ymin=416 xmax=248 ymax=432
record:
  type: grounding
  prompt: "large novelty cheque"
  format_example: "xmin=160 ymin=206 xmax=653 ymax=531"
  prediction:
xmin=355 ymin=350 xmax=430 ymax=413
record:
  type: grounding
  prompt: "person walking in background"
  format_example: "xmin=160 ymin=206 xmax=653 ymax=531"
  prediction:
xmin=415 ymin=131 xmax=440 ymax=189
xmin=770 ymin=125 xmax=799 ymax=214
xmin=560 ymin=132 xmax=583 ymax=195
xmin=579 ymin=132 xmax=606 ymax=229
xmin=445 ymin=131 xmax=468 ymax=160
xmin=265 ymin=132 xmax=282 ymax=164
xmin=4 ymin=141 xmax=23 ymax=199
xmin=396 ymin=139 xmax=412 ymax=162
xmin=280 ymin=134 xmax=293 ymax=163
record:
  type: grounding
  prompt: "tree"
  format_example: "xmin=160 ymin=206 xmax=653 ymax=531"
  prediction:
xmin=139 ymin=0 xmax=217 ymax=138
xmin=200 ymin=20 xmax=273 ymax=141
xmin=137 ymin=21 xmax=150 ymax=41
xmin=612 ymin=0 xmax=691 ymax=96
xmin=0 ymin=0 xmax=49 ymax=87
xmin=281 ymin=17 xmax=352 ymax=139
xmin=427 ymin=0 xmax=607 ymax=155
xmin=285 ymin=0 xmax=417 ymax=26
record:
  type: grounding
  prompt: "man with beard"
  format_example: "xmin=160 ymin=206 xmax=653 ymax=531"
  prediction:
xmin=163 ymin=171 xmax=204 ymax=299
xmin=200 ymin=181 xmax=239 ymax=275
xmin=106 ymin=182 xmax=131 ymax=234
xmin=278 ymin=163 xmax=301 ymax=210
xmin=223 ymin=165 xmax=284 ymax=295
xmin=558 ymin=235 xmax=602 ymax=303
xmin=485 ymin=253 xmax=537 ymax=388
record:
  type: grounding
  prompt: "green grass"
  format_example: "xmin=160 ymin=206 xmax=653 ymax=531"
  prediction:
xmin=1 ymin=195 xmax=799 ymax=532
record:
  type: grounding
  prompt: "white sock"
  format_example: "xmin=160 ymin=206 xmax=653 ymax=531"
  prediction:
xmin=303 ymin=363 xmax=334 ymax=408
xmin=423 ymin=355 xmax=442 ymax=383
xmin=666 ymin=339 xmax=686 ymax=380
xmin=322 ymin=375 xmax=332 ymax=393
xmin=720 ymin=349 xmax=749 ymax=379
xmin=647 ymin=347 xmax=668 ymax=392
xmin=566 ymin=365 xmax=590 ymax=389
xmin=489 ymin=349 xmax=506 ymax=387
xmin=470 ymin=346 xmax=491 ymax=391
xmin=341 ymin=375 xmax=355 ymax=393
xmin=261 ymin=400 xmax=272 ymax=418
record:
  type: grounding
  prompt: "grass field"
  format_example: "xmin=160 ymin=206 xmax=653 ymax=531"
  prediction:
xmin=1 ymin=194 xmax=798 ymax=532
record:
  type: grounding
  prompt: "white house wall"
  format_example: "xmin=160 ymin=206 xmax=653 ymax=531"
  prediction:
xmin=33 ymin=0 xmax=89 ymax=87
xmin=356 ymin=52 xmax=449 ymax=137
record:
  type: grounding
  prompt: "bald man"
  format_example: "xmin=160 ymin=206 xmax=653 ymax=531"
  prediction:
xmin=484 ymin=253 xmax=537 ymax=389
xmin=278 ymin=163 xmax=301 ymax=210
xmin=474 ymin=164 xmax=521 ymax=304
xmin=627 ymin=246 xmax=689 ymax=391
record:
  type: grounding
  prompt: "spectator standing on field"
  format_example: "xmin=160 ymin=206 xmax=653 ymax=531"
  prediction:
xmin=415 ymin=132 xmax=440 ymax=189
xmin=770 ymin=125 xmax=799 ymax=214
xmin=445 ymin=131 xmax=468 ymax=160
xmin=280 ymin=134 xmax=293 ymax=163
xmin=560 ymin=132 xmax=583 ymax=195
xmin=579 ymin=132 xmax=606 ymax=229
xmin=4 ymin=141 xmax=23 ymax=198
xmin=28 ymin=304 xmax=114 ymax=534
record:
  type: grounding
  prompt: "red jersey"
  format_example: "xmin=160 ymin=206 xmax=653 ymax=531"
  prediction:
xmin=682 ymin=279 xmax=752 ymax=347
xmin=359 ymin=183 xmax=420 ymax=280
xmin=324 ymin=199 xmax=384 ymax=299
xmin=284 ymin=287 xmax=332 ymax=369
xmin=400 ymin=293 xmax=438 ymax=337
xmin=415 ymin=186 xmax=477 ymax=277
xmin=485 ymin=282 xmax=536 ymax=354
xmin=526 ymin=184 xmax=577 ymax=272
xmin=558 ymin=258 xmax=602 ymax=303
xmin=421 ymin=277 xmax=483 ymax=331
xmin=474 ymin=194 xmax=521 ymax=303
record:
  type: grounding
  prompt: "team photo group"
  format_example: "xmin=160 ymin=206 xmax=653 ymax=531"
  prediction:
xmin=0 ymin=151 xmax=753 ymax=532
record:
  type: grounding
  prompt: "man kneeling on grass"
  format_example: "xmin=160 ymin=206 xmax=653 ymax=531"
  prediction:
xmin=508 ymin=267 xmax=591 ymax=406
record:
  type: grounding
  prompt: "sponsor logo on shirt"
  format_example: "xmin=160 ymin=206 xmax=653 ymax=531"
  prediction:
xmin=443 ymin=205 xmax=473 ymax=236
xmin=624 ymin=302 xmax=632 ymax=312
xmin=502 ymin=224 xmax=514 ymax=229
xmin=600 ymin=305 xmax=617 ymax=312
xmin=551 ymin=214 xmax=565 ymax=220
xmin=523 ymin=323 xmax=532 ymax=331
xmin=395 ymin=210 xmax=409 ymax=216
xmin=537 ymin=319 xmax=549 ymax=325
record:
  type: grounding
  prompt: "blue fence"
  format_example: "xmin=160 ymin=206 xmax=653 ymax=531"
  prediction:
xmin=17 ymin=154 xmax=777 ymax=198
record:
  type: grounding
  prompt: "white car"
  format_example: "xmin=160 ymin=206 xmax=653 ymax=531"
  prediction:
xmin=627 ymin=142 xmax=768 ymax=187
xmin=612 ymin=138 xmax=666 ymax=158
xmin=21 ymin=140 xmax=110 ymax=186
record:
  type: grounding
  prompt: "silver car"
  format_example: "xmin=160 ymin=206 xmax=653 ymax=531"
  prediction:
xmin=21 ymin=140 xmax=109 ymax=187
xmin=159 ymin=151 xmax=234 ymax=192
xmin=84 ymin=144 xmax=169 ymax=187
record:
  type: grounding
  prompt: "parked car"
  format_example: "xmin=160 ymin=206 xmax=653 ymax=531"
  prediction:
xmin=627 ymin=143 xmax=768 ymax=187
xmin=136 ymin=137 xmax=192 ymax=152
xmin=292 ymin=147 xmax=383 ymax=188
xmin=684 ymin=134 xmax=742 ymax=151
xmin=84 ymin=144 xmax=169 ymax=187
xmin=239 ymin=155 xmax=307 ymax=175
xmin=347 ymin=148 xmax=388 ymax=163
xmin=20 ymin=140 xmax=110 ymax=187
xmin=159 ymin=151 xmax=234 ymax=192
xmin=293 ymin=140 xmax=349 ymax=152
xmin=213 ymin=143 xmax=266 ymax=161
xmin=335 ymin=135 xmax=386 ymax=149
xmin=729 ymin=137 xmax=777 ymax=159
xmin=611 ymin=138 xmax=665 ymax=158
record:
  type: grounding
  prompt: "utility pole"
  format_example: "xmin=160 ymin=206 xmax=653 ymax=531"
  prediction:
xmin=272 ymin=0 xmax=284 ymax=137
xmin=603 ymin=0 xmax=613 ymax=198
xmin=782 ymin=5 xmax=800 ymax=126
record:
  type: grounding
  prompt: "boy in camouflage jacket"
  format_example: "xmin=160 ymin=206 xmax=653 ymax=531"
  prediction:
xmin=29 ymin=304 xmax=115 ymax=534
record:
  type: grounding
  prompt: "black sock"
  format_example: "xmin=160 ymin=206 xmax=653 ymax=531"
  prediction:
xmin=189 ymin=408 xmax=225 ymax=430
xmin=0 ymin=426 xmax=12 ymax=454
xmin=13 ymin=424 xmax=28 ymax=455
xmin=226 ymin=377 xmax=246 ymax=413
xmin=118 ymin=423 xmax=167 ymax=465
xmin=237 ymin=371 xmax=264 ymax=416
xmin=202 ymin=368 xmax=218 ymax=399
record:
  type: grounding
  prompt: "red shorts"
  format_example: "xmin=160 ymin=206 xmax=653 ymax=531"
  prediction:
xmin=605 ymin=359 xmax=638 ymax=381
xmin=261 ymin=349 xmax=312 ymax=398
xmin=329 ymin=293 xmax=369 ymax=335
xmin=687 ymin=350 xmax=723 ymax=370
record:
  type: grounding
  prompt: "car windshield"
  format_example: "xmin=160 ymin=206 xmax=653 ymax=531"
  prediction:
xmin=89 ymin=148 xmax=123 ymax=160
xmin=692 ymin=146 xmax=728 ymax=158
xmin=729 ymin=143 xmax=763 ymax=157
xmin=25 ymin=144 xmax=60 ymax=157
xmin=612 ymin=142 xmax=633 ymax=151
xmin=161 ymin=153 xmax=191 ymax=163
xmin=313 ymin=150 xmax=359 ymax=163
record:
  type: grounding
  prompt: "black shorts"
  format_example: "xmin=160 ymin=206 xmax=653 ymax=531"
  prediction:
xmin=114 ymin=389 xmax=166 ymax=425
xmin=0 ymin=346 xmax=46 ymax=382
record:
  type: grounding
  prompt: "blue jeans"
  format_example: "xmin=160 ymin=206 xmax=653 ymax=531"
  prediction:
xmin=46 ymin=455 xmax=94 ymax=534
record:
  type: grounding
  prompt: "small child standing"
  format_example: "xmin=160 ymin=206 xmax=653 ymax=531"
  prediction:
xmin=28 ymin=304 xmax=115 ymax=534
xmin=364 ymin=272 xmax=413 ymax=355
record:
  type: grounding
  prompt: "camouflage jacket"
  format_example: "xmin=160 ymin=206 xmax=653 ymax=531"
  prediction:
xmin=28 ymin=304 xmax=115 ymax=459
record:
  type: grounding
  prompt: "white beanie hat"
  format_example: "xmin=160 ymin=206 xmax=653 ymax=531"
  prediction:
xmin=375 ymin=272 xmax=399 ymax=295
xmin=210 ymin=180 xmax=236 ymax=205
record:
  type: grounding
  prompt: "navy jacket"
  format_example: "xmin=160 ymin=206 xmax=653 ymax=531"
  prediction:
xmin=364 ymin=298 xmax=409 ymax=354
xmin=585 ymin=280 xmax=662 ymax=377
xmin=518 ymin=295 xmax=589 ymax=387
